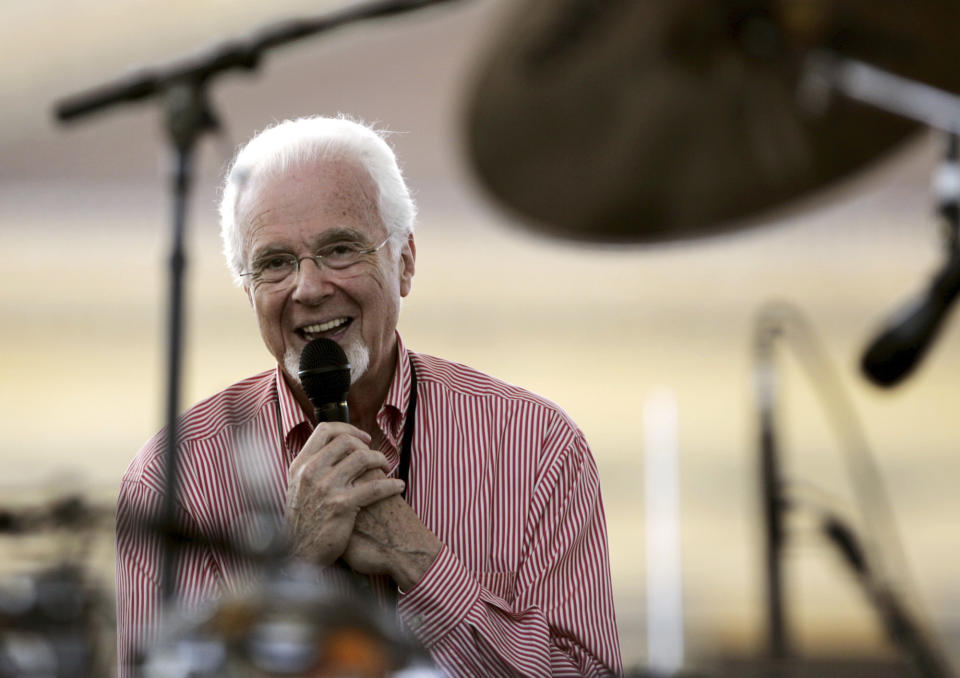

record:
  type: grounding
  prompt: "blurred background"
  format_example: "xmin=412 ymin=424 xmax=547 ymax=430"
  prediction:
xmin=1 ymin=0 xmax=958 ymax=674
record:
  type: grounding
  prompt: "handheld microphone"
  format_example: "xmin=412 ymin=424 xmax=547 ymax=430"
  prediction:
xmin=298 ymin=338 xmax=351 ymax=422
xmin=861 ymin=252 xmax=960 ymax=387
xmin=296 ymin=339 xmax=363 ymax=585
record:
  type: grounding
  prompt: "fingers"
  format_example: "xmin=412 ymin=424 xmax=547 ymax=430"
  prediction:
xmin=308 ymin=421 xmax=371 ymax=447
xmin=300 ymin=422 xmax=372 ymax=464
xmin=283 ymin=422 xmax=402 ymax=566
xmin=342 ymin=448 xmax=393 ymax=482
xmin=289 ymin=434 xmax=361 ymax=484
xmin=287 ymin=424 xmax=395 ymax=505
xmin=350 ymin=477 xmax=406 ymax=507
xmin=288 ymin=421 xmax=372 ymax=482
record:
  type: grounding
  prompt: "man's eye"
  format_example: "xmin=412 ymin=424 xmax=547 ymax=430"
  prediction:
xmin=322 ymin=243 xmax=363 ymax=260
xmin=259 ymin=256 xmax=291 ymax=271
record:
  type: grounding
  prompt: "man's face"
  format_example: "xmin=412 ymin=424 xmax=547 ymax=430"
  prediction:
xmin=237 ymin=156 xmax=414 ymax=394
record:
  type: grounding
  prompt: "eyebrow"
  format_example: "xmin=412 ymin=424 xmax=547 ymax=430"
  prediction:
xmin=249 ymin=244 xmax=294 ymax=264
xmin=311 ymin=227 xmax=367 ymax=247
xmin=248 ymin=227 xmax=368 ymax=262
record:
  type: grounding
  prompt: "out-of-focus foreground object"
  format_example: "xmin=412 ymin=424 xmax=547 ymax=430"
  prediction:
xmin=0 ymin=495 xmax=114 ymax=678
xmin=465 ymin=0 xmax=960 ymax=242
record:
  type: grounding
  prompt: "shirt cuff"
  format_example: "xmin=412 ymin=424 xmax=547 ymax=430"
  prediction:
xmin=396 ymin=545 xmax=479 ymax=647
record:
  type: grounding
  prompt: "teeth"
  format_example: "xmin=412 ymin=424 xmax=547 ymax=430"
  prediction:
xmin=302 ymin=317 xmax=349 ymax=334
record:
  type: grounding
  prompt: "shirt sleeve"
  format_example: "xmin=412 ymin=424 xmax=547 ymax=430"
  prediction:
xmin=116 ymin=477 xmax=163 ymax=678
xmin=115 ymin=476 xmax=222 ymax=678
xmin=396 ymin=428 xmax=622 ymax=677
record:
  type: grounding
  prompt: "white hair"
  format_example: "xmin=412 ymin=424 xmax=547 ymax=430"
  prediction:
xmin=218 ymin=115 xmax=417 ymax=285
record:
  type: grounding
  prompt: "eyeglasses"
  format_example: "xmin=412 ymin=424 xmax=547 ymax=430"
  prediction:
xmin=241 ymin=236 xmax=391 ymax=286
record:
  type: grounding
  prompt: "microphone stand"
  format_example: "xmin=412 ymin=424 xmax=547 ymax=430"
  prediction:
xmin=752 ymin=303 xmax=956 ymax=678
xmin=51 ymin=0 xmax=464 ymax=608
xmin=860 ymin=134 xmax=960 ymax=386
xmin=754 ymin=313 xmax=789 ymax=662
xmin=800 ymin=53 xmax=960 ymax=386
xmin=823 ymin=515 xmax=954 ymax=678
xmin=160 ymin=84 xmax=215 ymax=603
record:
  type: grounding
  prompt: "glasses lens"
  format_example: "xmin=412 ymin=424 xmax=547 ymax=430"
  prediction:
xmin=249 ymin=240 xmax=385 ymax=283
xmin=321 ymin=242 xmax=368 ymax=270
xmin=256 ymin=255 xmax=297 ymax=283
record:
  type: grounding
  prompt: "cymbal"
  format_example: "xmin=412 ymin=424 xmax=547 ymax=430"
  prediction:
xmin=465 ymin=0 xmax=960 ymax=242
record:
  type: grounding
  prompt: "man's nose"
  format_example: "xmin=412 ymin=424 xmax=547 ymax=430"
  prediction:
xmin=291 ymin=256 xmax=335 ymax=302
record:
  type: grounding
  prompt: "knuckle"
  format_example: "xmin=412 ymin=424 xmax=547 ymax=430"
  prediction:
xmin=296 ymin=461 xmax=319 ymax=488
xmin=368 ymin=483 xmax=396 ymax=504
xmin=326 ymin=492 xmax=353 ymax=514
xmin=364 ymin=449 xmax=386 ymax=466
xmin=314 ymin=474 xmax=334 ymax=495
xmin=324 ymin=433 xmax=353 ymax=453
xmin=348 ymin=448 xmax=373 ymax=468
xmin=357 ymin=469 xmax=382 ymax=486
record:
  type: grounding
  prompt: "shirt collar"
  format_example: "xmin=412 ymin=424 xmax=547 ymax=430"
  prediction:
xmin=274 ymin=364 xmax=311 ymax=445
xmin=378 ymin=331 xmax=412 ymax=449
xmin=272 ymin=332 xmax=413 ymax=450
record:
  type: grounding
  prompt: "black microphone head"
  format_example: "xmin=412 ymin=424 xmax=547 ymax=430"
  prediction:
xmin=861 ymin=296 xmax=945 ymax=388
xmin=298 ymin=338 xmax=351 ymax=410
xmin=862 ymin=253 xmax=960 ymax=387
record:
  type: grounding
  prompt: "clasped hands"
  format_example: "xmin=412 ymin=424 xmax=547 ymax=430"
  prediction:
xmin=284 ymin=421 xmax=441 ymax=591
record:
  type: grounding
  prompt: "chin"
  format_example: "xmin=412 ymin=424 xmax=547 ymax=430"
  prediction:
xmin=345 ymin=341 xmax=370 ymax=384
xmin=285 ymin=340 xmax=370 ymax=388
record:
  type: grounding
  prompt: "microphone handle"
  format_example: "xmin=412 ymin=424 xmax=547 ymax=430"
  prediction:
xmin=315 ymin=401 xmax=349 ymax=423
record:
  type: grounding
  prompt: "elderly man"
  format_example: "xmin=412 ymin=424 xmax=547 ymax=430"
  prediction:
xmin=117 ymin=116 xmax=622 ymax=677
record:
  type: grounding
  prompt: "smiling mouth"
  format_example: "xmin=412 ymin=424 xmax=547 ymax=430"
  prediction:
xmin=298 ymin=317 xmax=352 ymax=341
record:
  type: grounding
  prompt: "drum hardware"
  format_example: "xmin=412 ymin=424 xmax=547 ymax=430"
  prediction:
xmin=753 ymin=302 xmax=953 ymax=678
xmin=0 ymin=495 xmax=113 ymax=678
xmin=138 ymin=562 xmax=434 ymax=678
xmin=465 ymin=0 xmax=960 ymax=242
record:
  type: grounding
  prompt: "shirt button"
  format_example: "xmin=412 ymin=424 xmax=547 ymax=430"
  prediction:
xmin=409 ymin=615 xmax=423 ymax=630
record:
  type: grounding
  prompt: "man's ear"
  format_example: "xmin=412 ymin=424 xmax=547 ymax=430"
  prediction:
xmin=243 ymin=283 xmax=254 ymax=306
xmin=399 ymin=233 xmax=416 ymax=297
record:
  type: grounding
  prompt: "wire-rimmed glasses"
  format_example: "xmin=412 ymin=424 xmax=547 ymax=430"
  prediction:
xmin=241 ymin=236 xmax=391 ymax=286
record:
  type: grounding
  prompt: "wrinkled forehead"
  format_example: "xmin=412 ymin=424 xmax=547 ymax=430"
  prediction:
xmin=236 ymin=155 xmax=382 ymax=256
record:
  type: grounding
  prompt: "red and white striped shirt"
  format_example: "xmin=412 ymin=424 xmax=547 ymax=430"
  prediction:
xmin=116 ymin=334 xmax=622 ymax=677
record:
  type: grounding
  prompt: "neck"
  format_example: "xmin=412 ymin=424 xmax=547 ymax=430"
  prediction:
xmin=346 ymin=347 xmax=397 ymax=436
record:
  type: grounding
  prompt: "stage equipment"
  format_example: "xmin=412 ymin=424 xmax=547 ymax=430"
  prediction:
xmin=752 ymin=303 xmax=953 ymax=678
xmin=138 ymin=562 xmax=437 ymax=677
xmin=52 ymin=0 xmax=463 ymax=611
xmin=0 ymin=495 xmax=113 ymax=678
xmin=797 ymin=56 xmax=960 ymax=385
xmin=823 ymin=515 xmax=953 ymax=678
xmin=466 ymin=0 xmax=960 ymax=242
xmin=860 ymin=134 xmax=960 ymax=386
